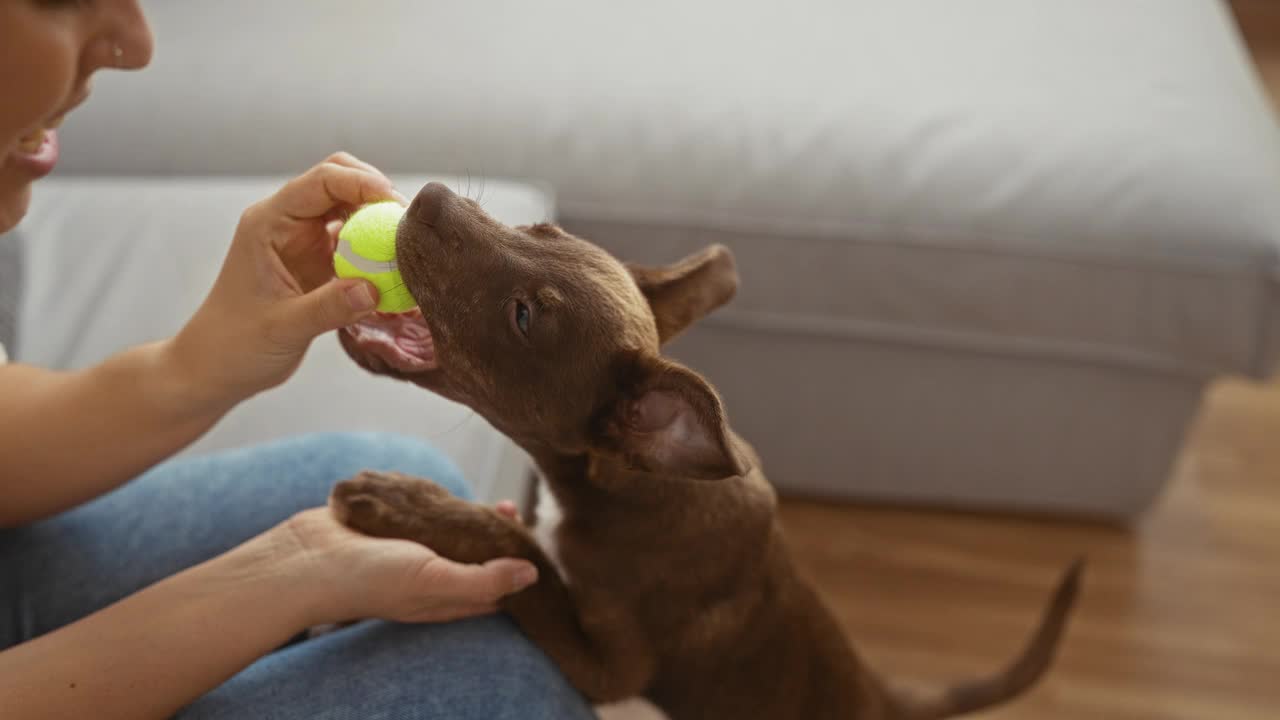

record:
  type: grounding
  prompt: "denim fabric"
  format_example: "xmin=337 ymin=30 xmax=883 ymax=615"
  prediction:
xmin=0 ymin=432 xmax=593 ymax=719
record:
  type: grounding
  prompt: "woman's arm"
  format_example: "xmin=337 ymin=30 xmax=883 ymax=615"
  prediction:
xmin=0 ymin=154 xmax=400 ymax=527
xmin=0 ymin=342 xmax=230 ymax=526
xmin=0 ymin=524 xmax=313 ymax=719
xmin=0 ymin=508 xmax=538 ymax=720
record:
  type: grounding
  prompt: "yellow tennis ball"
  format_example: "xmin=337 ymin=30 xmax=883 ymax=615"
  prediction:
xmin=333 ymin=201 xmax=418 ymax=313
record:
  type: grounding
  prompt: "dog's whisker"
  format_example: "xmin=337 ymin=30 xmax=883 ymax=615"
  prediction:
xmin=419 ymin=408 xmax=478 ymax=440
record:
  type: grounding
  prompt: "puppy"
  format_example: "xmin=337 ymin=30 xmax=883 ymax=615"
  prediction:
xmin=332 ymin=182 xmax=1080 ymax=719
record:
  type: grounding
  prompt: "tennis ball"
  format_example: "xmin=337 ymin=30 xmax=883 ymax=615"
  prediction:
xmin=333 ymin=201 xmax=418 ymax=313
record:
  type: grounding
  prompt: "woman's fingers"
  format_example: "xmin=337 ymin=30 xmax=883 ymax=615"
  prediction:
xmin=271 ymin=277 xmax=379 ymax=345
xmin=271 ymin=158 xmax=401 ymax=223
xmin=413 ymin=601 xmax=502 ymax=623
xmin=424 ymin=556 xmax=539 ymax=605
xmin=324 ymin=152 xmax=404 ymax=195
xmin=324 ymin=219 xmax=343 ymax=253
xmin=322 ymin=152 xmax=409 ymax=207
xmin=495 ymin=500 xmax=521 ymax=522
xmin=320 ymin=151 xmax=409 ymax=207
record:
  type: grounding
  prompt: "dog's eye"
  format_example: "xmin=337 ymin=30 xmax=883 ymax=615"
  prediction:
xmin=512 ymin=300 xmax=532 ymax=336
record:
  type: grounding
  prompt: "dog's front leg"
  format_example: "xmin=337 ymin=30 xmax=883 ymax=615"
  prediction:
xmin=330 ymin=471 xmax=655 ymax=703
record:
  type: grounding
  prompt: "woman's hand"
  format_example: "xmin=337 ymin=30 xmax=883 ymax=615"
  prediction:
xmin=273 ymin=507 xmax=539 ymax=625
xmin=171 ymin=153 xmax=407 ymax=411
xmin=0 ymin=499 xmax=538 ymax=720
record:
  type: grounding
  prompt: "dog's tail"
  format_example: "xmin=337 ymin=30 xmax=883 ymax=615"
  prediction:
xmin=888 ymin=559 xmax=1084 ymax=720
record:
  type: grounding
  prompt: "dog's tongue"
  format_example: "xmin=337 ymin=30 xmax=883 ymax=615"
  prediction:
xmin=344 ymin=308 xmax=436 ymax=372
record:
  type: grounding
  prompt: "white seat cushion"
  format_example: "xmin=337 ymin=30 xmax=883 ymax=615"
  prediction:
xmin=16 ymin=176 xmax=550 ymax=500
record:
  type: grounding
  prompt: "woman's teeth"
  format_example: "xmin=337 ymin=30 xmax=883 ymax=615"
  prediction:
xmin=18 ymin=129 xmax=47 ymax=154
xmin=17 ymin=118 xmax=63 ymax=154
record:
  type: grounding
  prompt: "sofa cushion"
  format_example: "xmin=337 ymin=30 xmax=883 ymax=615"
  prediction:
xmin=16 ymin=175 xmax=551 ymax=500
xmin=54 ymin=0 xmax=1280 ymax=379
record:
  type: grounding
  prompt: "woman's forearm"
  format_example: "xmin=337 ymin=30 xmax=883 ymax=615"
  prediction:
xmin=0 ymin=529 xmax=317 ymax=720
xmin=0 ymin=157 xmax=400 ymax=528
xmin=0 ymin=340 xmax=232 ymax=526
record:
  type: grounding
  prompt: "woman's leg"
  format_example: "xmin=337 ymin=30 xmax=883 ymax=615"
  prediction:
xmin=1 ymin=432 xmax=593 ymax=718
xmin=178 ymin=616 xmax=596 ymax=720
xmin=0 ymin=432 xmax=469 ymax=647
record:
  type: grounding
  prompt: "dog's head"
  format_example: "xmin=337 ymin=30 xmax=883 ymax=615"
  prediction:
xmin=341 ymin=182 xmax=746 ymax=479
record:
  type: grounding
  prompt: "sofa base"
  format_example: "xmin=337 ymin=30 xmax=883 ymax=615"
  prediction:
xmin=667 ymin=321 xmax=1204 ymax=519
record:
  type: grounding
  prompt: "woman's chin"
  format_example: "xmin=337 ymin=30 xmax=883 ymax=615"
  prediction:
xmin=0 ymin=178 xmax=33 ymax=235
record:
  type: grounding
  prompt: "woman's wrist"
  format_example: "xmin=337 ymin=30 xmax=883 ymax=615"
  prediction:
xmin=0 ymin=527 xmax=327 ymax=720
xmin=211 ymin=521 xmax=337 ymax=630
xmin=156 ymin=331 xmax=252 ymax=422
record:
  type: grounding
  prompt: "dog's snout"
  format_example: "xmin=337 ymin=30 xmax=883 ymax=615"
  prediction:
xmin=409 ymin=182 xmax=454 ymax=226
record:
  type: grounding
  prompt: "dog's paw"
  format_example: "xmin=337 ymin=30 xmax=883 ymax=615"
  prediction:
xmin=329 ymin=471 xmax=454 ymax=537
xmin=331 ymin=471 xmax=530 ymax=564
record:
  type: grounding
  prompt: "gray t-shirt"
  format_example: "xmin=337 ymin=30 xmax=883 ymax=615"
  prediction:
xmin=1 ymin=229 xmax=22 ymax=356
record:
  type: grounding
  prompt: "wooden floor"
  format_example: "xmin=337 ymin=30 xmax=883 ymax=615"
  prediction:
xmin=780 ymin=380 xmax=1280 ymax=719
xmin=777 ymin=6 xmax=1280 ymax=718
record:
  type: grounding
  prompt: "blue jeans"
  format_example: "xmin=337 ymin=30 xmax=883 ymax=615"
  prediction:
xmin=0 ymin=432 xmax=594 ymax=719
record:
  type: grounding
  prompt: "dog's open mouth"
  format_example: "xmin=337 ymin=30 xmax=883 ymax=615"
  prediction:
xmin=342 ymin=308 xmax=437 ymax=373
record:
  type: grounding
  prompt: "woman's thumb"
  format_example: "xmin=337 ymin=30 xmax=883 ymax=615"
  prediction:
xmin=281 ymin=278 xmax=378 ymax=342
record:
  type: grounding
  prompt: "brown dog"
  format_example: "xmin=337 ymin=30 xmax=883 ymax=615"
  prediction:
xmin=331 ymin=182 xmax=1081 ymax=719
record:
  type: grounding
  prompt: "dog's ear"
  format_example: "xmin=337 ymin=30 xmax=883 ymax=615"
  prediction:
xmin=627 ymin=244 xmax=738 ymax=344
xmin=595 ymin=353 xmax=748 ymax=480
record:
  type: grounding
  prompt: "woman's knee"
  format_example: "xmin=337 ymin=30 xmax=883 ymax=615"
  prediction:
xmin=392 ymin=616 xmax=593 ymax=719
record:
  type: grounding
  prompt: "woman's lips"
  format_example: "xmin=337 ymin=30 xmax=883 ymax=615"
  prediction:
xmin=7 ymin=92 xmax=84 ymax=179
xmin=8 ymin=129 xmax=60 ymax=179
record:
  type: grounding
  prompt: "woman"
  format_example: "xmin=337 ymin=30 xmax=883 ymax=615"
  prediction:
xmin=0 ymin=2 xmax=593 ymax=718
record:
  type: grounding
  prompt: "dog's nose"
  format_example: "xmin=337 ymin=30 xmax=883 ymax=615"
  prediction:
xmin=409 ymin=182 xmax=454 ymax=226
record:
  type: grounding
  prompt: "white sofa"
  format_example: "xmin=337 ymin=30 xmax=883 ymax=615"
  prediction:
xmin=18 ymin=0 xmax=1280 ymax=516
